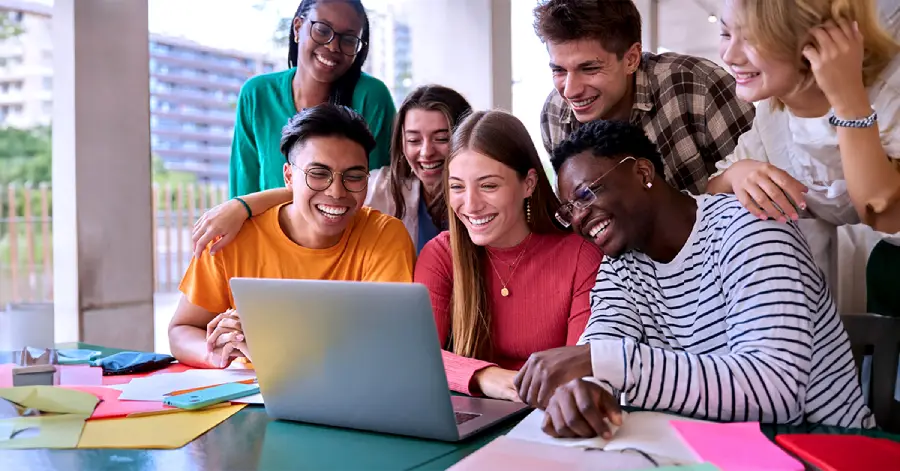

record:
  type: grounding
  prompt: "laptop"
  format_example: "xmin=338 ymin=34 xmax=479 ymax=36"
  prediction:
xmin=230 ymin=278 xmax=530 ymax=442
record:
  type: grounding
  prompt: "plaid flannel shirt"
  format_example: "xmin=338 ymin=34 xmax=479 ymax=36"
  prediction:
xmin=541 ymin=52 xmax=756 ymax=194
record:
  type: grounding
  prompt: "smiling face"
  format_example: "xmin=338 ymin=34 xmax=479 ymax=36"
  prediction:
xmin=718 ymin=0 xmax=805 ymax=103
xmin=283 ymin=135 xmax=368 ymax=244
xmin=403 ymin=108 xmax=451 ymax=195
xmin=556 ymin=151 xmax=654 ymax=257
xmin=548 ymin=38 xmax=641 ymax=123
xmin=293 ymin=1 xmax=363 ymax=84
xmin=447 ymin=150 xmax=536 ymax=248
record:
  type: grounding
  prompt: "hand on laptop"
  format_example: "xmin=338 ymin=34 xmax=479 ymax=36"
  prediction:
xmin=542 ymin=378 xmax=622 ymax=439
xmin=513 ymin=344 xmax=592 ymax=409
xmin=205 ymin=309 xmax=251 ymax=368
xmin=473 ymin=367 xmax=522 ymax=402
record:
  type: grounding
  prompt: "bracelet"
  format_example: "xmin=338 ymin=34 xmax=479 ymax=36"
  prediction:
xmin=233 ymin=197 xmax=252 ymax=219
xmin=828 ymin=108 xmax=877 ymax=128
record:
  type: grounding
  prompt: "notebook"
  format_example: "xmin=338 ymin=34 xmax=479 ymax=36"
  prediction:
xmin=506 ymin=409 xmax=702 ymax=464
xmin=775 ymin=434 xmax=900 ymax=471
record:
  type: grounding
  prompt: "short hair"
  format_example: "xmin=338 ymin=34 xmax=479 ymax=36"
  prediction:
xmin=533 ymin=0 xmax=642 ymax=58
xmin=279 ymin=104 xmax=376 ymax=164
xmin=550 ymin=120 xmax=665 ymax=176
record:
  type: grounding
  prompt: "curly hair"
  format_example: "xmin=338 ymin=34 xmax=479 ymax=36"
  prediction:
xmin=550 ymin=120 xmax=664 ymax=175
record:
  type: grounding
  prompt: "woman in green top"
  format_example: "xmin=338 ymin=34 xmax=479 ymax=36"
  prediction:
xmin=229 ymin=0 xmax=396 ymax=197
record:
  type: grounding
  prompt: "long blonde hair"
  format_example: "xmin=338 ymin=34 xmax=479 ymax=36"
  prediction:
xmin=445 ymin=110 xmax=566 ymax=359
xmin=732 ymin=0 xmax=900 ymax=106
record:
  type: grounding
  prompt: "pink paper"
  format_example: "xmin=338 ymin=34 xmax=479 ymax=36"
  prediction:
xmin=0 ymin=363 xmax=103 ymax=387
xmin=670 ymin=421 xmax=803 ymax=471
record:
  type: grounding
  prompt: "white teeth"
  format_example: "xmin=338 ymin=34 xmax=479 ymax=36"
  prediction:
xmin=571 ymin=97 xmax=598 ymax=107
xmin=420 ymin=161 xmax=443 ymax=170
xmin=588 ymin=219 xmax=611 ymax=238
xmin=315 ymin=54 xmax=336 ymax=67
xmin=468 ymin=215 xmax=496 ymax=226
xmin=735 ymin=72 xmax=759 ymax=79
xmin=316 ymin=204 xmax=348 ymax=217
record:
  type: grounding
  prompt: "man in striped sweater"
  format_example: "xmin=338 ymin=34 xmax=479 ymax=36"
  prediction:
xmin=513 ymin=120 xmax=874 ymax=439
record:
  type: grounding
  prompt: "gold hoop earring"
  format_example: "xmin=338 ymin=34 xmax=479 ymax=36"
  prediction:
xmin=526 ymin=198 xmax=532 ymax=225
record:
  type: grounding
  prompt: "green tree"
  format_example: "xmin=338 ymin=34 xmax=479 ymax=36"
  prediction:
xmin=0 ymin=127 xmax=52 ymax=185
xmin=0 ymin=12 xmax=24 ymax=41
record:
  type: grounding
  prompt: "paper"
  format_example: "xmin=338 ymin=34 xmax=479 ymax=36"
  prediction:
xmin=507 ymin=409 xmax=701 ymax=464
xmin=61 ymin=386 xmax=174 ymax=419
xmin=450 ymin=436 xmax=662 ymax=471
xmin=671 ymin=421 xmax=804 ymax=471
xmin=77 ymin=404 xmax=245 ymax=449
xmin=0 ymin=386 xmax=99 ymax=415
xmin=0 ymin=414 xmax=89 ymax=449
xmin=231 ymin=392 xmax=264 ymax=404
xmin=643 ymin=465 xmax=722 ymax=471
xmin=116 ymin=368 xmax=256 ymax=401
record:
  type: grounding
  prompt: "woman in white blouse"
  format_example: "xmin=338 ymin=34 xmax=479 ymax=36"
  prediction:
xmin=708 ymin=0 xmax=900 ymax=309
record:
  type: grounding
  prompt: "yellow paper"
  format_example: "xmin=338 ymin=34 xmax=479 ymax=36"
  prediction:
xmin=0 ymin=414 xmax=89 ymax=449
xmin=0 ymin=386 xmax=98 ymax=414
xmin=78 ymin=404 xmax=245 ymax=449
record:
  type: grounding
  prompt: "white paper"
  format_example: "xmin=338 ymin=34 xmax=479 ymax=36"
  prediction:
xmin=116 ymin=369 xmax=257 ymax=401
xmin=506 ymin=409 xmax=701 ymax=465
xmin=231 ymin=393 xmax=264 ymax=404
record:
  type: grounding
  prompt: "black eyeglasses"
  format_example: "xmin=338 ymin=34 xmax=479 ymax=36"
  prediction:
xmin=555 ymin=156 xmax=635 ymax=228
xmin=293 ymin=165 xmax=369 ymax=193
xmin=304 ymin=18 xmax=365 ymax=56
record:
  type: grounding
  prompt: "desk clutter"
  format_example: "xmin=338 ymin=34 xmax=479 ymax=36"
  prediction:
xmin=0 ymin=349 xmax=260 ymax=450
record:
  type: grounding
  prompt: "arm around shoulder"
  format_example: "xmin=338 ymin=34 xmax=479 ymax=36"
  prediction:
xmin=362 ymin=215 xmax=415 ymax=282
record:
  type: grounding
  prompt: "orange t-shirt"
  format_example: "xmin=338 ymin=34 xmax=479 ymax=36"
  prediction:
xmin=179 ymin=204 xmax=415 ymax=314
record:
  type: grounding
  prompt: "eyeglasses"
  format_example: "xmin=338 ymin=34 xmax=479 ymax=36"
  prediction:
xmin=304 ymin=18 xmax=365 ymax=56
xmin=555 ymin=156 xmax=635 ymax=228
xmin=293 ymin=165 xmax=370 ymax=193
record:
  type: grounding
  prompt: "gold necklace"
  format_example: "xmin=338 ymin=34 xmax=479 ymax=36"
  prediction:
xmin=486 ymin=234 xmax=532 ymax=297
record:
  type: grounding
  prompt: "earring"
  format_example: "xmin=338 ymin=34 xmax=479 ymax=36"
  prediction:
xmin=646 ymin=182 xmax=653 ymax=189
xmin=526 ymin=198 xmax=532 ymax=225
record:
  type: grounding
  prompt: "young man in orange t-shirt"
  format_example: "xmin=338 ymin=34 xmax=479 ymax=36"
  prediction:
xmin=169 ymin=104 xmax=415 ymax=369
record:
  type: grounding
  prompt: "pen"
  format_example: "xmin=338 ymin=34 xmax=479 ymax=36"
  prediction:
xmin=164 ymin=378 xmax=257 ymax=397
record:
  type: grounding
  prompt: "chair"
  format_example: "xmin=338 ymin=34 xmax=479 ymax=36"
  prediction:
xmin=867 ymin=240 xmax=900 ymax=317
xmin=841 ymin=312 xmax=900 ymax=433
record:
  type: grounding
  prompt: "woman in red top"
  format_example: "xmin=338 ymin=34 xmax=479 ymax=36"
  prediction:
xmin=416 ymin=110 xmax=603 ymax=401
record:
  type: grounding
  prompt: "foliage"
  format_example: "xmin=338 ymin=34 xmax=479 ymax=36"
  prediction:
xmin=0 ymin=12 xmax=24 ymax=41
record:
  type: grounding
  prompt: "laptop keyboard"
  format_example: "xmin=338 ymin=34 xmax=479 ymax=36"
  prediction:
xmin=455 ymin=411 xmax=481 ymax=425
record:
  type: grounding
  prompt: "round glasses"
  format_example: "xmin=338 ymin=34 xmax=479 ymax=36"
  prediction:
xmin=555 ymin=156 xmax=635 ymax=228
xmin=306 ymin=19 xmax=365 ymax=56
xmin=294 ymin=165 xmax=369 ymax=193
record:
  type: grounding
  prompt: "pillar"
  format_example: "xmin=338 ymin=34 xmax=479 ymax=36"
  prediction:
xmin=408 ymin=0 xmax=512 ymax=111
xmin=52 ymin=0 xmax=154 ymax=350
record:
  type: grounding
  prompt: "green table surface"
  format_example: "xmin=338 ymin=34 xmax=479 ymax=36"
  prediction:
xmin=1 ymin=343 xmax=898 ymax=471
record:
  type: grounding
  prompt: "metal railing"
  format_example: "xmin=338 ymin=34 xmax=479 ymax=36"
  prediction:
xmin=0 ymin=181 xmax=228 ymax=307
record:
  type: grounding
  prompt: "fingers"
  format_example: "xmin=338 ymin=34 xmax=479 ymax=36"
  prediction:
xmin=209 ymin=233 xmax=236 ymax=256
xmin=543 ymin=397 xmax=575 ymax=438
xmin=218 ymin=342 xmax=236 ymax=368
xmin=755 ymin=176 xmax=796 ymax=222
xmin=740 ymin=180 xmax=784 ymax=221
xmin=557 ymin=388 xmax=596 ymax=438
xmin=193 ymin=227 xmax=218 ymax=259
xmin=206 ymin=317 xmax=243 ymax=352
xmin=573 ymin=381 xmax=612 ymax=438
xmin=769 ymin=170 xmax=808 ymax=213
xmin=206 ymin=311 xmax=230 ymax=338
xmin=514 ymin=363 xmax=535 ymax=407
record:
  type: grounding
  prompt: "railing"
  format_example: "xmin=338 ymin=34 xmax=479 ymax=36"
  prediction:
xmin=0 ymin=182 xmax=228 ymax=308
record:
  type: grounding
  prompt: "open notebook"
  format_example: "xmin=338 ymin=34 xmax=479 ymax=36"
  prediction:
xmin=506 ymin=409 xmax=703 ymax=465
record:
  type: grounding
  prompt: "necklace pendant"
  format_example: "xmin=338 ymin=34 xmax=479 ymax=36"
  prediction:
xmin=501 ymin=287 xmax=509 ymax=297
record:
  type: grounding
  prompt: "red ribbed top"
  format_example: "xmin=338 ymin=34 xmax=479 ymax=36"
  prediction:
xmin=414 ymin=231 xmax=604 ymax=395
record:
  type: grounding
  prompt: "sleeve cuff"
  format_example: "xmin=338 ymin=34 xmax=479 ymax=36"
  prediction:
xmin=589 ymin=338 xmax=635 ymax=395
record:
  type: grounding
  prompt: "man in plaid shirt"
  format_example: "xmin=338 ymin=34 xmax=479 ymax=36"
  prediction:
xmin=535 ymin=0 xmax=755 ymax=194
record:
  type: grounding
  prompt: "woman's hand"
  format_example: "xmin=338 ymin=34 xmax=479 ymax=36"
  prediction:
xmin=192 ymin=199 xmax=250 ymax=258
xmin=724 ymin=160 xmax=808 ymax=222
xmin=473 ymin=367 xmax=522 ymax=402
xmin=803 ymin=19 xmax=868 ymax=116
xmin=205 ymin=309 xmax=250 ymax=368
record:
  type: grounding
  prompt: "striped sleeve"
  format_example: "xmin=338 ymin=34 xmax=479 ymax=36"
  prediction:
xmin=585 ymin=215 xmax=817 ymax=424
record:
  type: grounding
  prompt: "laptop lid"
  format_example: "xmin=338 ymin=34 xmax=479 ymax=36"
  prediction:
xmin=231 ymin=278 xmax=463 ymax=441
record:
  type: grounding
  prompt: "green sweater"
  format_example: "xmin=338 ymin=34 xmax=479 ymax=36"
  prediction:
xmin=229 ymin=69 xmax=396 ymax=197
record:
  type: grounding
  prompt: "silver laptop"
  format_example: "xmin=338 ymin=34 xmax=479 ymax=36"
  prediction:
xmin=230 ymin=278 xmax=530 ymax=442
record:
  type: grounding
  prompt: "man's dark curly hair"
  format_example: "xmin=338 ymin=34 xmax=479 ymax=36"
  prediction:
xmin=550 ymin=120 xmax=665 ymax=176
xmin=533 ymin=0 xmax=642 ymax=59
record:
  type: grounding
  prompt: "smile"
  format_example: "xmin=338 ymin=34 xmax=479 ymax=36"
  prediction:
xmin=315 ymin=53 xmax=337 ymax=68
xmin=570 ymin=96 xmax=598 ymax=109
xmin=419 ymin=161 xmax=444 ymax=171
xmin=316 ymin=204 xmax=348 ymax=219
xmin=587 ymin=218 xmax=611 ymax=238
xmin=466 ymin=214 xmax=496 ymax=226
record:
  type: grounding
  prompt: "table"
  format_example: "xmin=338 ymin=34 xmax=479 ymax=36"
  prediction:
xmin=2 ymin=343 xmax=898 ymax=471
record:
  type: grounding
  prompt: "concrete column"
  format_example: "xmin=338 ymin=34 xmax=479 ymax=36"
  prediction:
xmin=52 ymin=0 xmax=154 ymax=350
xmin=408 ymin=0 xmax=512 ymax=111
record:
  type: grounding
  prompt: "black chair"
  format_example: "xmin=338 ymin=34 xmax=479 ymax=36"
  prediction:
xmin=867 ymin=240 xmax=900 ymax=317
xmin=841 ymin=312 xmax=900 ymax=433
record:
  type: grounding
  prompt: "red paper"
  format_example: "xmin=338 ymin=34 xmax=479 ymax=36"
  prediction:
xmin=775 ymin=434 xmax=900 ymax=471
xmin=61 ymin=385 xmax=173 ymax=419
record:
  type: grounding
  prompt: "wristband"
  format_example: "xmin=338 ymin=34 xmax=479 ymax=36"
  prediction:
xmin=233 ymin=197 xmax=252 ymax=219
xmin=828 ymin=108 xmax=877 ymax=128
